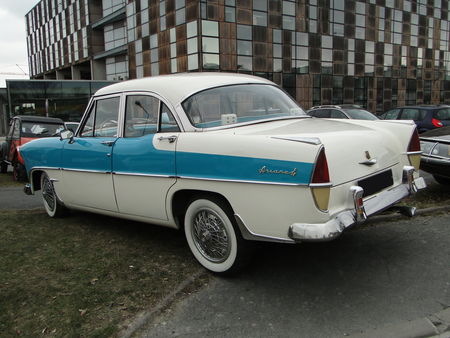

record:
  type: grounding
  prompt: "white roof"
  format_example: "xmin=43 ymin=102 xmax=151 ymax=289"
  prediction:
xmin=95 ymin=72 xmax=274 ymax=104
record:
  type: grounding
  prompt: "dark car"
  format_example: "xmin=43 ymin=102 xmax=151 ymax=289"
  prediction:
xmin=0 ymin=115 xmax=65 ymax=180
xmin=380 ymin=105 xmax=450 ymax=133
xmin=307 ymin=105 xmax=379 ymax=120
xmin=420 ymin=126 xmax=450 ymax=185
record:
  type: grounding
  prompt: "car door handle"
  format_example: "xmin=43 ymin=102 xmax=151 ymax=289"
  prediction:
xmin=101 ymin=140 xmax=115 ymax=146
xmin=157 ymin=135 xmax=177 ymax=143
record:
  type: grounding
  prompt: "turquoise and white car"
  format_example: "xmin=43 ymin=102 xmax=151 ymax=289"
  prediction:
xmin=20 ymin=73 xmax=426 ymax=274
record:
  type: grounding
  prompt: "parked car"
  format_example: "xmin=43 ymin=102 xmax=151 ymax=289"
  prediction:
xmin=0 ymin=115 xmax=65 ymax=180
xmin=307 ymin=105 xmax=379 ymax=120
xmin=420 ymin=126 xmax=450 ymax=185
xmin=64 ymin=121 xmax=80 ymax=133
xmin=19 ymin=73 xmax=426 ymax=274
xmin=380 ymin=105 xmax=450 ymax=133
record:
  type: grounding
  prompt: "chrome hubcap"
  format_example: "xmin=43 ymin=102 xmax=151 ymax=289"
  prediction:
xmin=192 ymin=209 xmax=231 ymax=263
xmin=42 ymin=176 xmax=55 ymax=211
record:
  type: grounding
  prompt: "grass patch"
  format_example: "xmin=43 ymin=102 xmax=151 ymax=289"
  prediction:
xmin=0 ymin=210 xmax=203 ymax=336
xmin=0 ymin=172 xmax=22 ymax=187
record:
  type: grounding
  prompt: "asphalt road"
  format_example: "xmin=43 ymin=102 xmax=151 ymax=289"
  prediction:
xmin=0 ymin=186 xmax=42 ymax=210
xmin=139 ymin=212 xmax=450 ymax=338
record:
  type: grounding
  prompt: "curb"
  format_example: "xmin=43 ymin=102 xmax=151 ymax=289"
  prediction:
xmin=350 ymin=307 xmax=450 ymax=337
xmin=118 ymin=268 xmax=206 ymax=338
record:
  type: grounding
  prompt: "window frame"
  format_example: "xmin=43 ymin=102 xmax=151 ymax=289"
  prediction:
xmin=78 ymin=94 xmax=122 ymax=138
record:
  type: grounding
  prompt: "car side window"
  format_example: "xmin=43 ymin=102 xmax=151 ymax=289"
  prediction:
xmin=383 ymin=109 xmax=400 ymax=119
xmin=401 ymin=108 xmax=421 ymax=120
xmin=330 ymin=110 xmax=347 ymax=119
xmin=436 ymin=108 xmax=450 ymax=121
xmin=80 ymin=96 xmax=120 ymax=137
xmin=310 ymin=109 xmax=330 ymax=118
xmin=160 ymin=103 xmax=181 ymax=133
xmin=124 ymin=95 xmax=160 ymax=137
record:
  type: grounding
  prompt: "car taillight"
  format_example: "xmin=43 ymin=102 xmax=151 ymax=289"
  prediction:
xmin=432 ymin=118 xmax=443 ymax=128
xmin=311 ymin=148 xmax=330 ymax=184
xmin=407 ymin=128 xmax=421 ymax=170
xmin=310 ymin=148 xmax=331 ymax=212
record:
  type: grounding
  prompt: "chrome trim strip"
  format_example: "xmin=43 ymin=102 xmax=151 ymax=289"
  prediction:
xmin=404 ymin=151 xmax=423 ymax=155
xmin=234 ymin=214 xmax=295 ymax=244
xmin=309 ymin=182 xmax=333 ymax=188
xmin=271 ymin=136 xmax=322 ymax=145
xmin=61 ymin=168 xmax=111 ymax=174
xmin=112 ymin=172 xmax=175 ymax=178
xmin=177 ymin=175 xmax=308 ymax=186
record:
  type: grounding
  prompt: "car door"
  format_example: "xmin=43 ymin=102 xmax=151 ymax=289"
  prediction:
xmin=59 ymin=95 xmax=121 ymax=211
xmin=112 ymin=93 xmax=180 ymax=221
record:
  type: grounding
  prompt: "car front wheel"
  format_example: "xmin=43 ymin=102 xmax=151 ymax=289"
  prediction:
xmin=184 ymin=197 xmax=250 ymax=274
xmin=40 ymin=172 xmax=67 ymax=217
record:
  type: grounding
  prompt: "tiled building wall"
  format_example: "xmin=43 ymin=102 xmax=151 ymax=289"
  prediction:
xmin=26 ymin=0 xmax=450 ymax=113
xmin=125 ymin=0 xmax=450 ymax=113
xmin=26 ymin=0 xmax=93 ymax=78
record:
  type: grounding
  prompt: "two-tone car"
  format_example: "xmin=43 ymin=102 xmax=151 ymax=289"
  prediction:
xmin=19 ymin=73 xmax=426 ymax=274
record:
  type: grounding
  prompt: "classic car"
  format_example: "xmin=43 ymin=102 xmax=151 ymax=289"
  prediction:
xmin=0 ymin=115 xmax=65 ymax=181
xmin=420 ymin=126 xmax=450 ymax=185
xmin=307 ymin=105 xmax=379 ymax=120
xmin=19 ymin=73 xmax=426 ymax=274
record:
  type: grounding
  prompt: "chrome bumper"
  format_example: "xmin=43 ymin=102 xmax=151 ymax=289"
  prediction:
xmin=288 ymin=166 xmax=427 ymax=242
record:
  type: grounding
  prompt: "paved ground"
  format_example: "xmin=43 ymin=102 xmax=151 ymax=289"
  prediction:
xmin=137 ymin=213 xmax=450 ymax=338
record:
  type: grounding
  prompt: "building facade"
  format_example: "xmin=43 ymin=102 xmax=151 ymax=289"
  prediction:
xmin=26 ymin=0 xmax=450 ymax=113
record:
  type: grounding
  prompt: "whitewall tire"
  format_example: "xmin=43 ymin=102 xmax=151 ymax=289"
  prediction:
xmin=184 ymin=197 xmax=249 ymax=274
xmin=40 ymin=172 xmax=67 ymax=218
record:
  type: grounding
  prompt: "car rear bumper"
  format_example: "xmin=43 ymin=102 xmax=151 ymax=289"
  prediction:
xmin=288 ymin=166 xmax=427 ymax=242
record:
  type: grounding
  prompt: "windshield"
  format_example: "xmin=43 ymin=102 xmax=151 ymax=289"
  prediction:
xmin=343 ymin=109 xmax=379 ymax=120
xmin=182 ymin=84 xmax=307 ymax=128
xmin=21 ymin=122 xmax=65 ymax=137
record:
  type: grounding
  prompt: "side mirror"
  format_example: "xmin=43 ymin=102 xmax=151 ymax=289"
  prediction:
xmin=60 ymin=129 xmax=74 ymax=143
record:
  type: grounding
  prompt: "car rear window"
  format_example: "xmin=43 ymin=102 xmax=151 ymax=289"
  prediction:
xmin=436 ymin=108 xmax=450 ymax=121
xmin=21 ymin=122 xmax=65 ymax=138
xmin=182 ymin=84 xmax=306 ymax=128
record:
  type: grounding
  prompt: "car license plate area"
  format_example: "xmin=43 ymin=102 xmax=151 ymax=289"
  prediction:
xmin=358 ymin=169 xmax=394 ymax=198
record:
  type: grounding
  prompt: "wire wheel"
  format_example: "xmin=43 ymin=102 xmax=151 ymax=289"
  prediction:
xmin=191 ymin=209 xmax=231 ymax=263
xmin=42 ymin=174 xmax=56 ymax=212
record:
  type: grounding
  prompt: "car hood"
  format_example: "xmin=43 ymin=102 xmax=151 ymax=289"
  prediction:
xmin=227 ymin=118 xmax=410 ymax=185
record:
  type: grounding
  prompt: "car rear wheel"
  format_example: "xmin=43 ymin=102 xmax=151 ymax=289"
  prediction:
xmin=41 ymin=172 xmax=67 ymax=217
xmin=433 ymin=174 xmax=450 ymax=185
xmin=13 ymin=163 xmax=27 ymax=181
xmin=184 ymin=197 xmax=250 ymax=274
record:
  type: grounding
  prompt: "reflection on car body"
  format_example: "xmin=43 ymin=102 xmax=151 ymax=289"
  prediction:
xmin=20 ymin=73 xmax=426 ymax=274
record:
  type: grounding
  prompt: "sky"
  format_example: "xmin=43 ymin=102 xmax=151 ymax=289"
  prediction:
xmin=0 ymin=0 xmax=40 ymax=87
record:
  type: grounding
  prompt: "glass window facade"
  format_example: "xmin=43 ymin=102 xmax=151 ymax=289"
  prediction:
xmin=6 ymin=80 xmax=114 ymax=122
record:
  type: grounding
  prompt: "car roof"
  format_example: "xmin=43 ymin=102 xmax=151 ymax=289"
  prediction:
xmin=94 ymin=73 xmax=274 ymax=104
xmin=394 ymin=105 xmax=450 ymax=110
xmin=15 ymin=115 xmax=64 ymax=124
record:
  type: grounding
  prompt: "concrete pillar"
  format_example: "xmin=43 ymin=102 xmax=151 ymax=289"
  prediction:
xmin=91 ymin=59 xmax=106 ymax=80
xmin=56 ymin=70 xmax=66 ymax=80
xmin=71 ymin=65 xmax=81 ymax=80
